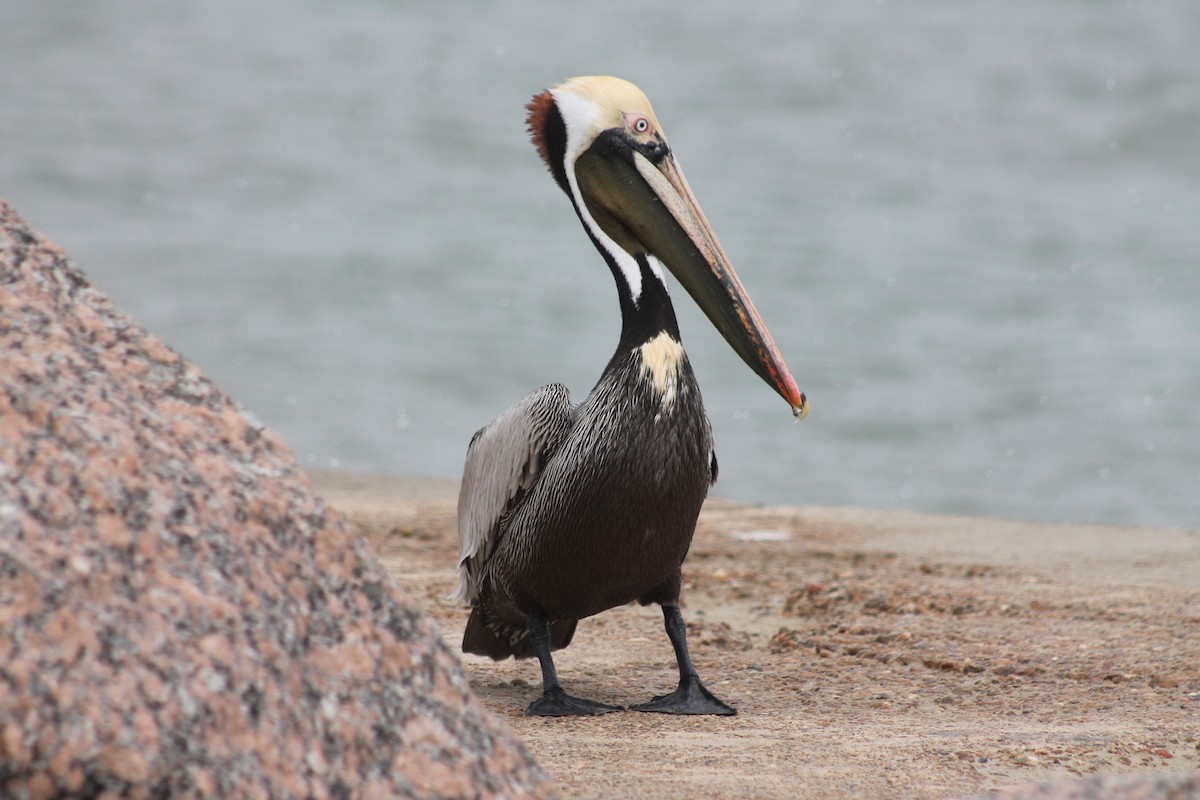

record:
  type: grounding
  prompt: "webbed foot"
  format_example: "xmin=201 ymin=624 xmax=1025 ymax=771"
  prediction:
xmin=526 ymin=687 xmax=623 ymax=717
xmin=631 ymin=676 xmax=736 ymax=716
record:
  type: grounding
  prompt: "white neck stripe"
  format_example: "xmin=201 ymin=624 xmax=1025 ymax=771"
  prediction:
xmin=553 ymin=89 xmax=645 ymax=302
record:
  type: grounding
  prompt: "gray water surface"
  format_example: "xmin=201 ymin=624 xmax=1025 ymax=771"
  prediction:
xmin=3 ymin=2 xmax=1198 ymax=529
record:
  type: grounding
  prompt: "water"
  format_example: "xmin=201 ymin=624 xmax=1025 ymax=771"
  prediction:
xmin=3 ymin=1 xmax=1198 ymax=530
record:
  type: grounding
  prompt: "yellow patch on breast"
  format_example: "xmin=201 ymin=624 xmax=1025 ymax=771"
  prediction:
xmin=638 ymin=333 xmax=685 ymax=408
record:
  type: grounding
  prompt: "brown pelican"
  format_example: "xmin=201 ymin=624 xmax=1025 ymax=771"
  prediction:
xmin=453 ymin=76 xmax=807 ymax=717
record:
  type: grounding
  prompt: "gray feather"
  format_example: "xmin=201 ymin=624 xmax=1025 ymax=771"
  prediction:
xmin=451 ymin=383 xmax=573 ymax=605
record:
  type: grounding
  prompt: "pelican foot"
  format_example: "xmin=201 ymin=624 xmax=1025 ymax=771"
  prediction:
xmin=525 ymin=688 xmax=623 ymax=717
xmin=631 ymin=677 xmax=736 ymax=716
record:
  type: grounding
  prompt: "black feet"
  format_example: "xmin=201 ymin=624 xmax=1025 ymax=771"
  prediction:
xmin=631 ymin=676 xmax=737 ymax=716
xmin=526 ymin=687 xmax=623 ymax=717
xmin=521 ymin=607 xmax=734 ymax=717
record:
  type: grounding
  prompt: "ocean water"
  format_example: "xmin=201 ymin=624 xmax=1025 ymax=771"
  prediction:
xmin=3 ymin=1 xmax=1198 ymax=529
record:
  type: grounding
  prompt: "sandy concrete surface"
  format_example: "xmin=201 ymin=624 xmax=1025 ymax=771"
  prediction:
xmin=310 ymin=470 xmax=1200 ymax=799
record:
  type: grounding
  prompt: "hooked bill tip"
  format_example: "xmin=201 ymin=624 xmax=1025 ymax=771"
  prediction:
xmin=791 ymin=393 xmax=809 ymax=421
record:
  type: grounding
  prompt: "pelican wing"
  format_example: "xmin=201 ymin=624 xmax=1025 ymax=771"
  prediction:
xmin=451 ymin=383 xmax=574 ymax=605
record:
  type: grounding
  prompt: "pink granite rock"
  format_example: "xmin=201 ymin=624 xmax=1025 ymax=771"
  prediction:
xmin=0 ymin=200 xmax=554 ymax=798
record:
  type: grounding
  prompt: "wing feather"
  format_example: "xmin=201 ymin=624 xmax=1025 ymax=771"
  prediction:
xmin=450 ymin=383 xmax=573 ymax=605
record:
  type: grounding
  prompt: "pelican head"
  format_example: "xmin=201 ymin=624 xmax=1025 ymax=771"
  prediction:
xmin=526 ymin=76 xmax=807 ymax=419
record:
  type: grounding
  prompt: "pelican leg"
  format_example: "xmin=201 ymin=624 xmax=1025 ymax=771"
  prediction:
xmin=525 ymin=613 xmax=622 ymax=717
xmin=632 ymin=604 xmax=736 ymax=716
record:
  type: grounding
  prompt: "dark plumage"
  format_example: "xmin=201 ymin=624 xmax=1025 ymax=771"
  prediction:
xmin=460 ymin=342 xmax=713 ymax=659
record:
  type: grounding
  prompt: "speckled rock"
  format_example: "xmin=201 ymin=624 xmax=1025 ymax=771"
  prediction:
xmin=0 ymin=200 xmax=554 ymax=799
xmin=967 ymin=772 xmax=1200 ymax=799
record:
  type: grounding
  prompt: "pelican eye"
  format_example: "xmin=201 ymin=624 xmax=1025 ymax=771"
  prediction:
xmin=628 ymin=114 xmax=652 ymax=135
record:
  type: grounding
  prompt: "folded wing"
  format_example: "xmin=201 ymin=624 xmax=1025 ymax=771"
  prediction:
xmin=451 ymin=383 xmax=574 ymax=605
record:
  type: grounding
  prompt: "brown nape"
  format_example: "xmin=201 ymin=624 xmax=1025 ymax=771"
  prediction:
xmin=525 ymin=89 xmax=557 ymax=168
